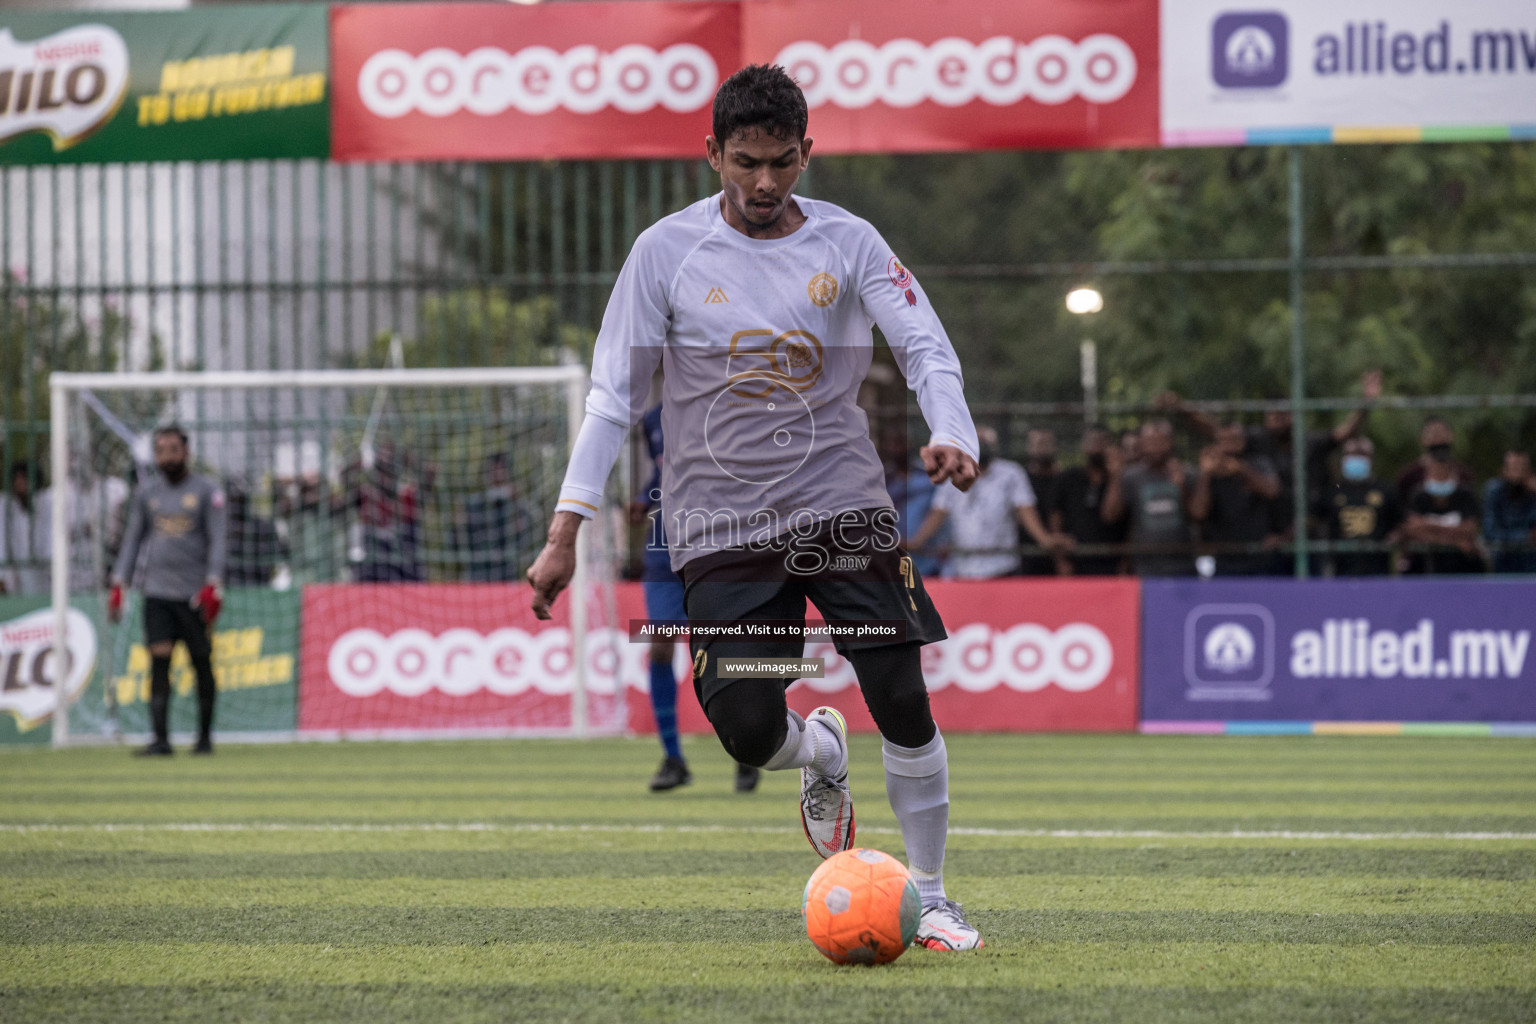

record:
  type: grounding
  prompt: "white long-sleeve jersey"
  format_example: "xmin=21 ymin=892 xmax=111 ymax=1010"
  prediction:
xmin=558 ymin=193 xmax=979 ymax=571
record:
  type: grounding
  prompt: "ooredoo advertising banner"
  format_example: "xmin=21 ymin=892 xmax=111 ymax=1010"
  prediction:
xmin=299 ymin=583 xmax=638 ymax=733
xmin=1141 ymin=579 xmax=1536 ymax=727
xmin=299 ymin=579 xmax=1139 ymax=735
xmin=329 ymin=1 xmax=739 ymax=162
xmin=743 ymin=0 xmax=1160 ymax=153
xmin=798 ymin=578 xmax=1141 ymax=732
xmin=0 ymin=4 xmax=328 ymax=165
xmin=1162 ymin=0 xmax=1536 ymax=146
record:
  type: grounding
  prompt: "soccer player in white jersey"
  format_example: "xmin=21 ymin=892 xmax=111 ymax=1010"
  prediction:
xmin=528 ymin=64 xmax=985 ymax=951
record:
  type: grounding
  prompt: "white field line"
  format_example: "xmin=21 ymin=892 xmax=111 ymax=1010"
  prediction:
xmin=1 ymin=823 xmax=1534 ymax=841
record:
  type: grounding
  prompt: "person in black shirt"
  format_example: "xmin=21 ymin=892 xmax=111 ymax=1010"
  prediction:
xmin=1401 ymin=451 xmax=1485 ymax=574
xmin=1483 ymin=450 xmax=1536 ymax=574
xmin=1315 ymin=436 xmax=1400 ymax=576
xmin=1049 ymin=424 xmax=1126 ymax=576
xmin=1395 ymin=415 xmax=1477 ymax=506
xmin=1019 ymin=428 xmax=1061 ymax=576
xmin=224 ymin=481 xmax=287 ymax=587
xmin=1188 ymin=422 xmax=1282 ymax=575
xmin=460 ymin=452 xmax=535 ymax=582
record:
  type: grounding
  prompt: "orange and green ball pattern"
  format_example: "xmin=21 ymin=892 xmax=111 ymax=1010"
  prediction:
xmin=801 ymin=847 xmax=920 ymax=965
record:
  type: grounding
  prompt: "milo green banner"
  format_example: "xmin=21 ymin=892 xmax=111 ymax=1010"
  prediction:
xmin=0 ymin=589 xmax=299 ymax=746
xmin=0 ymin=4 xmax=327 ymax=165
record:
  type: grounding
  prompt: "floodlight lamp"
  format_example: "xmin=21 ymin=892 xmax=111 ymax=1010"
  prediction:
xmin=1066 ymin=288 xmax=1103 ymax=315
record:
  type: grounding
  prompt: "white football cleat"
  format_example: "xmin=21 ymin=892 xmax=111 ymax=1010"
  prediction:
xmin=914 ymin=899 xmax=985 ymax=951
xmin=800 ymin=706 xmax=854 ymax=859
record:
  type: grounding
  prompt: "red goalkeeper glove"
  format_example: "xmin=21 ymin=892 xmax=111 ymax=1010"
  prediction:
xmin=194 ymin=583 xmax=222 ymax=626
xmin=107 ymin=585 xmax=124 ymax=623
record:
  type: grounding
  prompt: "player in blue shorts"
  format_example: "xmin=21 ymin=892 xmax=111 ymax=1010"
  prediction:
xmin=633 ymin=404 xmax=760 ymax=793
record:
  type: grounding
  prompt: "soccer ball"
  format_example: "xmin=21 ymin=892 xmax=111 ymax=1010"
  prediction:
xmin=802 ymin=847 xmax=920 ymax=965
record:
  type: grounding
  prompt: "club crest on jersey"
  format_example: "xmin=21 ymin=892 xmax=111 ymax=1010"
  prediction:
xmin=888 ymin=256 xmax=914 ymax=290
xmin=807 ymin=272 xmax=838 ymax=308
xmin=725 ymin=328 xmax=824 ymax=397
xmin=181 ymin=493 xmax=198 ymax=509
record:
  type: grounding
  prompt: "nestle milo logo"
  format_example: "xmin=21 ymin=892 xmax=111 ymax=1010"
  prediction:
xmin=0 ymin=24 xmax=129 ymax=150
xmin=0 ymin=606 xmax=97 ymax=729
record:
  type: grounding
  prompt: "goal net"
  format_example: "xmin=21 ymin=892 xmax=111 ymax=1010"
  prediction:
xmin=44 ymin=367 xmax=628 ymax=747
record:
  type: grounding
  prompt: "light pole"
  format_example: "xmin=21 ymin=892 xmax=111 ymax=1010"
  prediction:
xmin=1066 ymin=287 xmax=1102 ymax=425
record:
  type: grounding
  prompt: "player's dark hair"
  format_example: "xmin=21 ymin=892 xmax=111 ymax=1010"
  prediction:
xmin=712 ymin=64 xmax=808 ymax=145
xmin=154 ymin=424 xmax=188 ymax=446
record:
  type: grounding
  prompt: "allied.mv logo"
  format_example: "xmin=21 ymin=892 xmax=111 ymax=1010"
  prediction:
xmin=1184 ymin=603 xmax=1274 ymax=701
xmin=1211 ymin=11 xmax=1288 ymax=88
xmin=1203 ymin=623 xmax=1255 ymax=673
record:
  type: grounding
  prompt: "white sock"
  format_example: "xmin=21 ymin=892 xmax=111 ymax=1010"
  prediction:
xmin=808 ymin=714 xmax=847 ymax=778
xmin=762 ymin=709 xmax=847 ymax=778
xmin=762 ymin=710 xmax=813 ymax=771
xmin=883 ymin=729 xmax=949 ymax=908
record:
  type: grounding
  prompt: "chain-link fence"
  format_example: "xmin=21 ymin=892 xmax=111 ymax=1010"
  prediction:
xmin=5 ymin=142 xmax=1536 ymax=588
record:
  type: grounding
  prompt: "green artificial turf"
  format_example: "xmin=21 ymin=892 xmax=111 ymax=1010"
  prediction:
xmin=1 ymin=734 xmax=1532 ymax=1023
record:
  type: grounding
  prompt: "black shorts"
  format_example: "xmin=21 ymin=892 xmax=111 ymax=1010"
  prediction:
xmin=143 ymin=596 xmax=211 ymax=657
xmin=679 ymin=508 xmax=947 ymax=709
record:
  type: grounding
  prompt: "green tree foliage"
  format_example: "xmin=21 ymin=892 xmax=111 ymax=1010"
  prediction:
xmin=356 ymin=291 xmax=596 ymax=371
xmin=811 ymin=143 xmax=1536 ymax=473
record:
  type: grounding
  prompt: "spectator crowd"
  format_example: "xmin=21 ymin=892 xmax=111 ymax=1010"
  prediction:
xmin=5 ymin=380 xmax=1536 ymax=596
xmin=883 ymin=372 xmax=1536 ymax=580
xmin=0 ymin=443 xmax=540 ymax=596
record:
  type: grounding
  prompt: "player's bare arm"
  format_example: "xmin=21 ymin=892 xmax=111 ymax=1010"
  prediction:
xmin=527 ymin=509 xmax=584 ymax=620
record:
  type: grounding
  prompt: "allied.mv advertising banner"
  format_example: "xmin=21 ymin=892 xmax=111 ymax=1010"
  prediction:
xmin=0 ymin=4 xmax=329 ymax=164
xmin=1162 ymin=0 xmax=1536 ymax=145
xmin=1142 ymin=579 xmax=1536 ymax=728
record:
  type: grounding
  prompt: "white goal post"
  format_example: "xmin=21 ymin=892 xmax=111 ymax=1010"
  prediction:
xmin=47 ymin=366 xmax=620 ymax=748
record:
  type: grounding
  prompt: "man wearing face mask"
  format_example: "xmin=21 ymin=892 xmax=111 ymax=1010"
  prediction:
xmin=1482 ymin=450 xmax=1536 ymax=574
xmin=1395 ymin=417 xmax=1476 ymax=506
xmin=109 ymin=426 xmax=227 ymax=756
xmin=1400 ymin=449 xmax=1485 ymax=575
xmin=1050 ymin=425 xmax=1128 ymax=576
xmin=1316 ymin=437 xmax=1401 ymax=576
